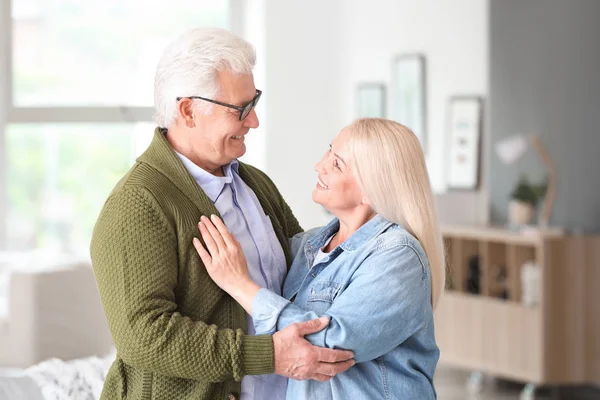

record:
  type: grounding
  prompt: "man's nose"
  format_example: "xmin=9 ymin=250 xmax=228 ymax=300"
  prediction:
xmin=243 ymin=108 xmax=259 ymax=129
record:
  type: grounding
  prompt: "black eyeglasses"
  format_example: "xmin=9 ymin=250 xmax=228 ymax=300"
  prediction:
xmin=176 ymin=89 xmax=262 ymax=121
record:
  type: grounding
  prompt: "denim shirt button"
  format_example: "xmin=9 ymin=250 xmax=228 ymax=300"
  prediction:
xmin=311 ymin=289 xmax=316 ymax=295
xmin=311 ymin=273 xmax=316 ymax=278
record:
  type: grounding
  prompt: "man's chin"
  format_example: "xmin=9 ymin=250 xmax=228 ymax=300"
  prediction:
xmin=229 ymin=147 xmax=246 ymax=160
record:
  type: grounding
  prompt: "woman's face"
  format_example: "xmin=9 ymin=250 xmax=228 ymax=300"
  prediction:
xmin=312 ymin=127 xmax=366 ymax=215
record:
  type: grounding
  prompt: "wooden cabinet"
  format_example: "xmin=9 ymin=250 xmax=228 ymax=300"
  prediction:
xmin=434 ymin=226 xmax=600 ymax=387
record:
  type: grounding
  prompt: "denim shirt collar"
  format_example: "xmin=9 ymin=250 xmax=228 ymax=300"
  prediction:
xmin=305 ymin=214 xmax=394 ymax=262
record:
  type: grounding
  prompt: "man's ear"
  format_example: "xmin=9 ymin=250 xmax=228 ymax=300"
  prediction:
xmin=177 ymin=99 xmax=196 ymax=128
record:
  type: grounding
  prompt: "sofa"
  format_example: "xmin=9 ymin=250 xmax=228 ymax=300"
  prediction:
xmin=0 ymin=254 xmax=113 ymax=368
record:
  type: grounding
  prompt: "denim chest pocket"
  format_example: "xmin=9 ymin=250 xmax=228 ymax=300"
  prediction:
xmin=306 ymin=281 xmax=343 ymax=314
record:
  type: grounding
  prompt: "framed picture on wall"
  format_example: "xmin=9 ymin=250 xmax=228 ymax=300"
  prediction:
xmin=356 ymin=83 xmax=386 ymax=118
xmin=390 ymin=53 xmax=427 ymax=153
xmin=446 ymin=96 xmax=483 ymax=190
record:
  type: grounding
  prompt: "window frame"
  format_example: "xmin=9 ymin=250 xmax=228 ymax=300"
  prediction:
xmin=0 ymin=0 xmax=245 ymax=249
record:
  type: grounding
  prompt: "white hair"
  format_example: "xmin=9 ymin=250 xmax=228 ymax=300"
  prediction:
xmin=154 ymin=27 xmax=256 ymax=128
xmin=346 ymin=118 xmax=446 ymax=310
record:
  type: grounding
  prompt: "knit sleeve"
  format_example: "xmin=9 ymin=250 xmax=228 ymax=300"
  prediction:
xmin=253 ymin=167 xmax=303 ymax=237
xmin=90 ymin=186 xmax=273 ymax=382
xmin=281 ymin=196 xmax=303 ymax=238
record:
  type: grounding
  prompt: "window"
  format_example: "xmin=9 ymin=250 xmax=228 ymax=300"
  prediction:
xmin=6 ymin=123 xmax=153 ymax=253
xmin=12 ymin=0 xmax=231 ymax=106
xmin=1 ymin=0 xmax=240 ymax=253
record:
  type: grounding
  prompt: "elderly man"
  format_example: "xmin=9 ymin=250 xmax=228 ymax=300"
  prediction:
xmin=90 ymin=28 xmax=354 ymax=400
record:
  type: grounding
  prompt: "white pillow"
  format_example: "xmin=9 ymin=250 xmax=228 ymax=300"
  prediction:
xmin=0 ymin=374 xmax=44 ymax=400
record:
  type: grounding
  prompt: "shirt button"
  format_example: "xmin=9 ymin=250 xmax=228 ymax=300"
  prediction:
xmin=311 ymin=273 xmax=316 ymax=278
xmin=226 ymin=393 xmax=238 ymax=400
xmin=311 ymin=289 xmax=316 ymax=295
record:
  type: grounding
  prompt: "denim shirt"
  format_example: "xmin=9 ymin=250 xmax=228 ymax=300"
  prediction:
xmin=252 ymin=215 xmax=439 ymax=400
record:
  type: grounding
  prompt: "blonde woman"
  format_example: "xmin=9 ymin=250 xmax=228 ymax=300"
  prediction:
xmin=193 ymin=118 xmax=445 ymax=399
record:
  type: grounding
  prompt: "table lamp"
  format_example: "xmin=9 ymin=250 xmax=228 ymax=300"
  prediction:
xmin=494 ymin=133 xmax=557 ymax=231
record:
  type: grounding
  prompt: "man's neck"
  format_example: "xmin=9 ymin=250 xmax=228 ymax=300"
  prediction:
xmin=165 ymin=128 xmax=224 ymax=176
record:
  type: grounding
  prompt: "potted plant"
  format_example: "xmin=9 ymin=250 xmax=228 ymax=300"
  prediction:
xmin=509 ymin=175 xmax=547 ymax=226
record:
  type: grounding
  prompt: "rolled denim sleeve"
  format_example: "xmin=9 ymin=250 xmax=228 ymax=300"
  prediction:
xmin=254 ymin=241 xmax=430 ymax=363
xmin=252 ymin=288 xmax=292 ymax=334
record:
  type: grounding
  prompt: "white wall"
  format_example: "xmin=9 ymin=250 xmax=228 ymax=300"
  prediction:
xmin=239 ymin=0 xmax=267 ymax=171
xmin=0 ymin=0 xmax=9 ymax=247
xmin=262 ymin=0 xmax=345 ymax=229
xmin=261 ymin=0 xmax=489 ymax=228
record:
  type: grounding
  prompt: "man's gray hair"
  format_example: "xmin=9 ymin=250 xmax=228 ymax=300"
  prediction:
xmin=154 ymin=27 xmax=256 ymax=128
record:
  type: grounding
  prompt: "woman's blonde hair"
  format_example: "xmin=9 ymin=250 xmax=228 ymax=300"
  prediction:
xmin=346 ymin=118 xmax=446 ymax=309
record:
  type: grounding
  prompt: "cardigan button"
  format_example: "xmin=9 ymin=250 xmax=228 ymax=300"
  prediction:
xmin=226 ymin=393 xmax=238 ymax=400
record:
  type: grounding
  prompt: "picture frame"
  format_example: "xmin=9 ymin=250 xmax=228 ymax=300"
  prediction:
xmin=356 ymin=83 xmax=386 ymax=118
xmin=446 ymin=96 xmax=484 ymax=190
xmin=390 ymin=54 xmax=427 ymax=153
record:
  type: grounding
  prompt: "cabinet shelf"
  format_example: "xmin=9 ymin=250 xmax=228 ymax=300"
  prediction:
xmin=435 ymin=226 xmax=600 ymax=386
xmin=444 ymin=232 xmax=537 ymax=304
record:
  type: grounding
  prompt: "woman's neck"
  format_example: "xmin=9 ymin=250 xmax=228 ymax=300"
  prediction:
xmin=326 ymin=209 xmax=376 ymax=252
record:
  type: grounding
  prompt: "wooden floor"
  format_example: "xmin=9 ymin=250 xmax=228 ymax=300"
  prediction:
xmin=435 ymin=366 xmax=600 ymax=400
xmin=3 ymin=364 xmax=599 ymax=399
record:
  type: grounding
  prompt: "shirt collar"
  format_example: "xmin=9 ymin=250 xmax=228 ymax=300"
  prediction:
xmin=307 ymin=214 xmax=394 ymax=253
xmin=174 ymin=151 xmax=239 ymax=202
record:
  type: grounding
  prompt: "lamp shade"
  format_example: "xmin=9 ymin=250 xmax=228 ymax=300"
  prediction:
xmin=495 ymin=134 xmax=529 ymax=165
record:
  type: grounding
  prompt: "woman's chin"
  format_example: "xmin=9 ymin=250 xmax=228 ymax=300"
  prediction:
xmin=312 ymin=190 xmax=324 ymax=205
xmin=312 ymin=195 xmax=335 ymax=215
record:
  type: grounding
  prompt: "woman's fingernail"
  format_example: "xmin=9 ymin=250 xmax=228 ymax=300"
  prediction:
xmin=210 ymin=214 xmax=217 ymax=220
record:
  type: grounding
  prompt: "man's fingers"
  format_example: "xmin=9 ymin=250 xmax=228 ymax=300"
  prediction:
xmin=314 ymin=359 xmax=355 ymax=377
xmin=198 ymin=221 xmax=219 ymax=256
xmin=294 ymin=316 xmax=330 ymax=336
xmin=200 ymin=216 xmax=227 ymax=251
xmin=316 ymin=347 xmax=354 ymax=363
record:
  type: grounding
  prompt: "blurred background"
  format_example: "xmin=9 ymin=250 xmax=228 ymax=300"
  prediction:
xmin=0 ymin=0 xmax=598 ymax=399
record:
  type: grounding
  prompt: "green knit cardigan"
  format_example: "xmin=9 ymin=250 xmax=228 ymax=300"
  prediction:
xmin=90 ymin=128 xmax=303 ymax=400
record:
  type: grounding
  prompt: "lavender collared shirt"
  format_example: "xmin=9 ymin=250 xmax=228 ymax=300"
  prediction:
xmin=176 ymin=152 xmax=288 ymax=400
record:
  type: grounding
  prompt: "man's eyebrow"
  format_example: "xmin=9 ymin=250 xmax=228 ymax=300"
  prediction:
xmin=238 ymin=91 xmax=257 ymax=107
